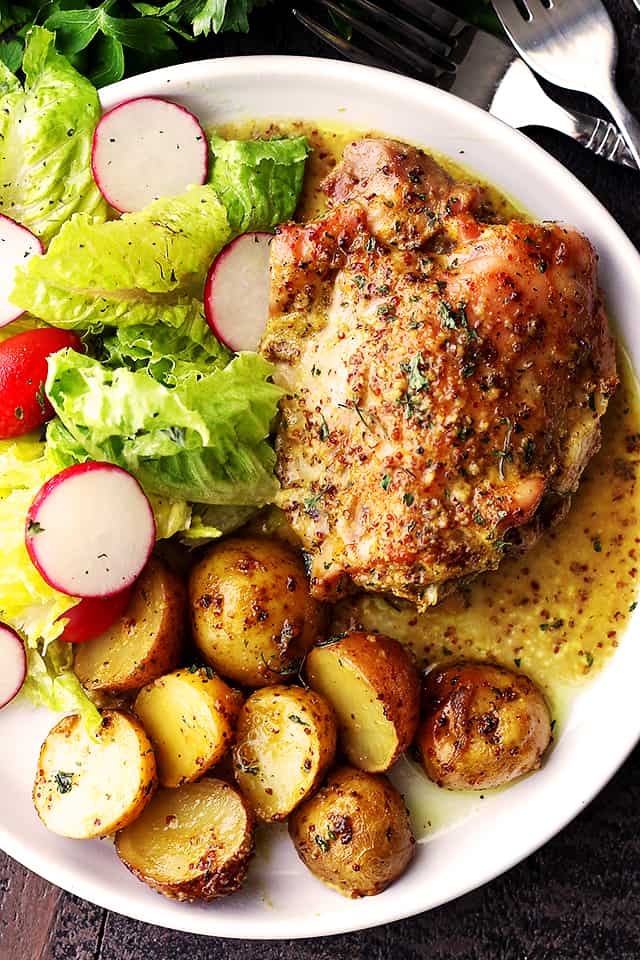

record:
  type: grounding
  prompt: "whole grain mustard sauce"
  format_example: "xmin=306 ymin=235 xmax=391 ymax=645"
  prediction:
xmin=221 ymin=119 xmax=640 ymax=835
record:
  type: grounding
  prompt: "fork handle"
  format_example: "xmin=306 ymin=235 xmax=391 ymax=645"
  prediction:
xmin=561 ymin=109 xmax=635 ymax=169
xmin=491 ymin=59 xmax=636 ymax=169
xmin=598 ymin=89 xmax=640 ymax=171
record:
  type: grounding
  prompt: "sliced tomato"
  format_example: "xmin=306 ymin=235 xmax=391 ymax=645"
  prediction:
xmin=56 ymin=588 xmax=134 ymax=644
xmin=0 ymin=328 xmax=82 ymax=440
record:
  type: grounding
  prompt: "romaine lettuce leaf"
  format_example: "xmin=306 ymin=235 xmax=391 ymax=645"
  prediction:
xmin=11 ymin=186 xmax=231 ymax=331
xmin=0 ymin=27 xmax=106 ymax=244
xmin=45 ymin=348 xmax=284 ymax=506
xmin=98 ymin=317 xmax=230 ymax=387
xmin=0 ymin=434 xmax=100 ymax=725
xmin=208 ymin=133 xmax=308 ymax=234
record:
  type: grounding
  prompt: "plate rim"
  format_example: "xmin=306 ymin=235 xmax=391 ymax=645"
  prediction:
xmin=1 ymin=52 xmax=639 ymax=940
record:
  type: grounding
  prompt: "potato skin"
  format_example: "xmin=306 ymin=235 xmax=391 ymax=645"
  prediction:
xmin=189 ymin=536 xmax=325 ymax=687
xmin=288 ymin=766 xmax=415 ymax=898
xmin=416 ymin=661 xmax=552 ymax=790
xmin=116 ymin=779 xmax=254 ymax=902
xmin=33 ymin=711 xmax=157 ymax=839
xmin=306 ymin=631 xmax=420 ymax=772
xmin=74 ymin=557 xmax=186 ymax=693
xmin=233 ymin=685 xmax=336 ymax=821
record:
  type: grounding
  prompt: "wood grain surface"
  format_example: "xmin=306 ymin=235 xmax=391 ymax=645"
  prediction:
xmin=1 ymin=2 xmax=640 ymax=957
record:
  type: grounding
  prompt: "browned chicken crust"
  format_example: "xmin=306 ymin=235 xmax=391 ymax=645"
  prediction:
xmin=261 ymin=138 xmax=618 ymax=609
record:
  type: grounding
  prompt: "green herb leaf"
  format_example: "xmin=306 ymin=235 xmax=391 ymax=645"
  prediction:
xmin=54 ymin=770 xmax=74 ymax=794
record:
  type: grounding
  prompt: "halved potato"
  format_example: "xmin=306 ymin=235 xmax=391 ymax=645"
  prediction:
xmin=134 ymin=668 xmax=242 ymax=788
xmin=305 ymin=631 xmax=420 ymax=772
xmin=189 ymin=536 xmax=325 ymax=687
xmin=233 ymin=685 xmax=336 ymax=821
xmin=33 ymin=710 xmax=156 ymax=839
xmin=288 ymin=765 xmax=415 ymax=898
xmin=416 ymin=660 xmax=552 ymax=790
xmin=74 ymin=557 xmax=186 ymax=693
xmin=116 ymin=778 xmax=254 ymax=901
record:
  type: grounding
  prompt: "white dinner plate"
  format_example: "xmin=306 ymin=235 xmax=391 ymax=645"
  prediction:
xmin=1 ymin=55 xmax=639 ymax=940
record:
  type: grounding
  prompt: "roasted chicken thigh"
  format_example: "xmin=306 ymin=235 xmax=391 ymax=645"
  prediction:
xmin=261 ymin=139 xmax=618 ymax=609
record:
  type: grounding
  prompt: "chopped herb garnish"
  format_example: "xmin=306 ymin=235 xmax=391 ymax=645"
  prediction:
xmin=513 ymin=658 xmax=521 ymax=668
xmin=317 ymin=632 xmax=347 ymax=647
xmin=366 ymin=236 xmax=376 ymax=252
xmin=630 ymin=601 xmax=638 ymax=613
xmin=523 ymin=437 xmax=535 ymax=466
xmin=27 ymin=519 xmax=44 ymax=535
xmin=400 ymin=352 xmax=430 ymax=394
xmin=381 ymin=474 xmax=392 ymax=491
xmin=289 ymin=714 xmax=306 ymax=725
xmin=403 ymin=492 xmax=415 ymax=506
xmin=583 ymin=650 xmax=594 ymax=668
xmin=35 ymin=381 xmax=47 ymax=416
xmin=14 ymin=406 xmax=23 ymax=420
xmin=315 ymin=835 xmax=330 ymax=853
xmin=537 ymin=259 xmax=547 ymax=273
xmin=303 ymin=486 xmax=330 ymax=516
xmin=354 ymin=274 xmax=366 ymax=290
xmin=539 ymin=618 xmax=565 ymax=631
xmin=237 ymin=758 xmax=259 ymax=776
xmin=592 ymin=538 xmax=602 ymax=553
xmin=318 ymin=413 xmax=330 ymax=442
xmin=473 ymin=511 xmax=485 ymax=526
xmin=494 ymin=418 xmax=514 ymax=480
xmin=54 ymin=771 xmax=74 ymax=794
xmin=442 ymin=646 xmax=453 ymax=656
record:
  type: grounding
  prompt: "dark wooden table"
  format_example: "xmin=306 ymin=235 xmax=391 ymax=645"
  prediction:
xmin=2 ymin=3 xmax=640 ymax=957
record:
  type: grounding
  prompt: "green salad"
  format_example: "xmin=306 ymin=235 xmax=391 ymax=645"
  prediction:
xmin=0 ymin=27 xmax=308 ymax=724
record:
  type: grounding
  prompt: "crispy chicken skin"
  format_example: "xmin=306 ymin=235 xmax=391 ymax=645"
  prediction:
xmin=261 ymin=139 xmax=618 ymax=609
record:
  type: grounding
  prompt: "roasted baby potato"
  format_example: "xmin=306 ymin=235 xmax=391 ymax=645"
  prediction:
xmin=306 ymin=631 xmax=420 ymax=772
xmin=189 ymin=536 xmax=325 ymax=687
xmin=116 ymin=778 xmax=254 ymax=901
xmin=33 ymin=711 xmax=156 ymax=839
xmin=74 ymin=558 xmax=186 ymax=693
xmin=288 ymin=765 xmax=415 ymax=898
xmin=233 ymin=685 xmax=336 ymax=821
xmin=134 ymin=667 xmax=242 ymax=788
xmin=416 ymin=660 xmax=552 ymax=790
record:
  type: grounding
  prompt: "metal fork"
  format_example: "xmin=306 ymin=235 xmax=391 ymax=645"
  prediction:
xmin=292 ymin=0 xmax=635 ymax=168
xmin=490 ymin=0 xmax=640 ymax=168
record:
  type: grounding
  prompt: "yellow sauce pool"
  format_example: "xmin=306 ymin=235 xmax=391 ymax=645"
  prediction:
xmin=220 ymin=119 xmax=640 ymax=837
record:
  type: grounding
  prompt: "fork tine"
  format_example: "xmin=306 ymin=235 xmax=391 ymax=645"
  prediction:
xmin=491 ymin=0 xmax=532 ymax=37
xmin=291 ymin=9 xmax=404 ymax=73
xmin=313 ymin=0 xmax=452 ymax=76
xmin=392 ymin=0 xmax=465 ymax=38
xmin=325 ymin=0 xmax=455 ymax=59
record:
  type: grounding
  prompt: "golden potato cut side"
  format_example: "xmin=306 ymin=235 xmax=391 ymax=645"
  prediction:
xmin=189 ymin=536 xmax=325 ymax=687
xmin=233 ymin=685 xmax=336 ymax=821
xmin=288 ymin=765 xmax=415 ymax=898
xmin=134 ymin=668 xmax=242 ymax=788
xmin=416 ymin=660 xmax=552 ymax=790
xmin=33 ymin=711 xmax=156 ymax=839
xmin=115 ymin=778 xmax=254 ymax=901
xmin=305 ymin=631 xmax=420 ymax=772
xmin=74 ymin=558 xmax=186 ymax=693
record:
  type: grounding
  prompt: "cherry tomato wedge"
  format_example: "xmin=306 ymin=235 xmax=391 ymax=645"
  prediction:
xmin=56 ymin=588 xmax=134 ymax=644
xmin=0 ymin=328 xmax=82 ymax=439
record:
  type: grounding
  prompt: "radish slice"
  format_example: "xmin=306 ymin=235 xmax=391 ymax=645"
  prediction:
xmin=56 ymin=588 xmax=134 ymax=644
xmin=0 ymin=623 xmax=26 ymax=709
xmin=0 ymin=215 xmax=43 ymax=328
xmin=204 ymin=232 xmax=272 ymax=352
xmin=92 ymin=97 xmax=208 ymax=213
xmin=25 ymin=462 xmax=155 ymax=598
